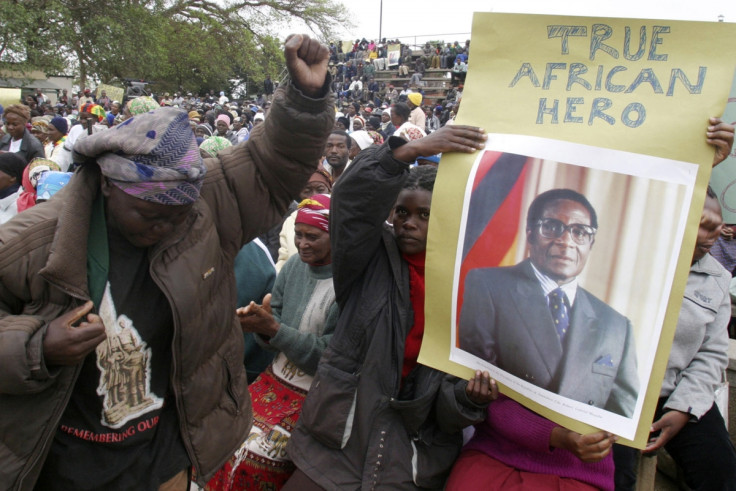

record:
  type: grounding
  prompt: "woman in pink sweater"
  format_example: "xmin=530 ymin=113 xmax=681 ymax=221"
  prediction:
xmin=446 ymin=395 xmax=615 ymax=490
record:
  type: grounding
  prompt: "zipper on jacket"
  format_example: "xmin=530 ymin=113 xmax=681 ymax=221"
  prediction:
xmin=148 ymin=248 xmax=201 ymax=482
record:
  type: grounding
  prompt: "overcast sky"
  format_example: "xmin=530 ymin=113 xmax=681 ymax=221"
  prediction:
xmin=314 ymin=0 xmax=736 ymax=45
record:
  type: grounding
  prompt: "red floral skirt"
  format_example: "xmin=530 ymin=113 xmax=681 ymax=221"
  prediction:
xmin=205 ymin=365 xmax=308 ymax=491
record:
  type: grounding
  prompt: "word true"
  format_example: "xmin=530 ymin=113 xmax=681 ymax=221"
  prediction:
xmin=507 ymin=24 xmax=706 ymax=127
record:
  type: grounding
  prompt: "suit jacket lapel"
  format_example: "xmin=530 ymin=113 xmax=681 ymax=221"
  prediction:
xmin=514 ymin=261 xmax=564 ymax=379
xmin=556 ymin=289 xmax=600 ymax=394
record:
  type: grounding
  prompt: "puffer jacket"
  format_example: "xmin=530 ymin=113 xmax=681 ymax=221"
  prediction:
xmin=288 ymin=140 xmax=487 ymax=490
xmin=0 ymin=83 xmax=334 ymax=490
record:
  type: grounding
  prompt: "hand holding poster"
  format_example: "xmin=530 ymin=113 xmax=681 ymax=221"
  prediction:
xmin=710 ymin=73 xmax=736 ymax=224
xmin=418 ymin=13 xmax=736 ymax=448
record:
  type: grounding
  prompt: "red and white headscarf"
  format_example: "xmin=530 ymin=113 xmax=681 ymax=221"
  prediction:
xmin=295 ymin=193 xmax=330 ymax=232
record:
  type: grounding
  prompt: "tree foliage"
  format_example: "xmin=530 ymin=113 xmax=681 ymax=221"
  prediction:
xmin=1 ymin=0 xmax=348 ymax=94
xmin=0 ymin=0 xmax=66 ymax=78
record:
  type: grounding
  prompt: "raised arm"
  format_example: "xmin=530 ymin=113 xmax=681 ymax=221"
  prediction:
xmin=200 ymin=34 xmax=335 ymax=259
xmin=331 ymin=125 xmax=487 ymax=304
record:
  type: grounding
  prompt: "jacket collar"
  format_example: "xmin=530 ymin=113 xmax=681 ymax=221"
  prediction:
xmin=691 ymin=253 xmax=725 ymax=277
xmin=39 ymin=164 xmax=200 ymax=300
xmin=39 ymin=164 xmax=101 ymax=300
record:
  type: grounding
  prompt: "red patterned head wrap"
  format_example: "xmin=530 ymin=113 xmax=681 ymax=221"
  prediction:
xmin=295 ymin=193 xmax=330 ymax=233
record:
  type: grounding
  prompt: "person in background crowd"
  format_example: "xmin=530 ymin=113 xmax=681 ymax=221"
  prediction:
xmin=351 ymin=115 xmax=365 ymax=132
xmin=125 ymin=96 xmax=160 ymax=118
xmin=214 ymin=114 xmax=233 ymax=139
xmin=17 ymin=157 xmax=62 ymax=214
xmin=195 ymin=124 xmax=213 ymax=141
xmin=47 ymin=117 xmax=73 ymax=171
xmin=380 ymin=108 xmax=396 ymax=137
xmin=427 ymin=106 xmax=442 ymax=134
xmin=276 ymin=165 xmax=331 ymax=269
xmin=0 ymin=104 xmax=46 ymax=163
xmin=0 ymin=153 xmax=27 ymax=224
xmin=452 ymin=56 xmax=468 ymax=85
xmin=264 ymin=75 xmax=274 ymax=100
xmin=106 ymin=101 xmax=121 ymax=126
xmin=322 ymin=130 xmax=350 ymax=181
xmin=710 ymin=222 xmax=736 ymax=337
xmin=387 ymin=84 xmax=399 ymax=104
xmin=35 ymin=87 xmax=48 ymax=105
xmin=416 ymin=154 xmax=440 ymax=167
xmin=407 ymin=92 xmax=426 ymax=130
xmin=199 ymin=135 xmax=233 ymax=158
xmin=231 ymin=117 xmax=250 ymax=144
xmin=391 ymin=102 xmax=426 ymax=141
xmin=31 ymin=117 xmax=51 ymax=155
xmin=335 ymin=116 xmax=349 ymax=131
xmin=97 ymin=90 xmax=111 ymax=110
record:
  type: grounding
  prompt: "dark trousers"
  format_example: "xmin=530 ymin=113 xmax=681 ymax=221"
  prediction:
xmin=614 ymin=399 xmax=736 ymax=491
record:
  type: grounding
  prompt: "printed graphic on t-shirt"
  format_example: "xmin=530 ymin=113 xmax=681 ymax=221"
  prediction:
xmin=95 ymin=282 xmax=163 ymax=428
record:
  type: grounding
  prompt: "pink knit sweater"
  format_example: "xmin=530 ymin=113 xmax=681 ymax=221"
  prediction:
xmin=464 ymin=395 xmax=614 ymax=491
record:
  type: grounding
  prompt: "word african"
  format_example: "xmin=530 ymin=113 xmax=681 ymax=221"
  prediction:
xmin=508 ymin=24 xmax=706 ymax=128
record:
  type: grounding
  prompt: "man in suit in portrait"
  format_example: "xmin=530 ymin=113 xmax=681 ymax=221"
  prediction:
xmin=458 ymin=188 xmax=639 ymax=417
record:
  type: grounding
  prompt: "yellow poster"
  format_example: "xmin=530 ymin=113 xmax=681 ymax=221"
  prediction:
xmin=387 ymin=43 xmax=401 ymax=67
xmin=96 ymin=83 xmax=124 ymax=105
xmin=0 ymin=88 xmax=22 ymax=109
xmin=419 ymin=12 xmax=736 ymax=448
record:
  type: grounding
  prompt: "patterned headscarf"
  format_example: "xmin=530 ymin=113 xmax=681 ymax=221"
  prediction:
xmin=366 ymin=130 xmax=384 ymax=145
xmin=308 ymin=165 xmax=332 ymax=192
xmin=31 ymin=117 xmax=50 ymax=134
xmin=27 ymin=158 xmax=61 ymax=188
xmin=295 ymin=193 xmax=331 ymax=233
xmin=127 ymin=96 xmax=160 ymax=116
xmin=199 ymin=136 xmax=232 ymax=157
xmin=395 ymin=123 xmax=426 ymax=142
xmin=73 ymin=107 xmax=205 ymax=205
xmin=16 ymin=165 xmax=37 ymax=212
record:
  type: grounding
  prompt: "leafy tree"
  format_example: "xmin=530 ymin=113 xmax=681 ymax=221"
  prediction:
xmin=1 ymin=0 xmax=348 ymax=92
xmin=0 ymin=0 xmax=66 ymax=79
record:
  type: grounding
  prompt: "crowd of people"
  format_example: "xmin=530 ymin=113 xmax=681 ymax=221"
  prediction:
xmin=1 ymin=33 xmax=735 ymax=491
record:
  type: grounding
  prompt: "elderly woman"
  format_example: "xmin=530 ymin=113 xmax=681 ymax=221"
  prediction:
xmin=0 ymin=104 xmax=46 ymax=163
xmin=31 ymin=117 xmax=52 ymax=154
xmin=207 ymin=194 xmax=338 ymax=490
xmin=275 ymin=165 xmax=332 ymax=272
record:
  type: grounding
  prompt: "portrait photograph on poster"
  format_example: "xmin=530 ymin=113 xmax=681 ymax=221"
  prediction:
xmin=447 ymin=133 xmax=697 ymax=440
